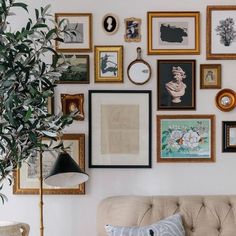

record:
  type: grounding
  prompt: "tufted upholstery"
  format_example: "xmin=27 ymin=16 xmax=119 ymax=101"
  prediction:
xmin=97 ymin=195 xmax=236 ymax=236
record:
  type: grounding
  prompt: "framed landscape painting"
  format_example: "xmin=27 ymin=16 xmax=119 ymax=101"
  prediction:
xmin=157 ymin=115 xmax=215 ymax=163
xmin=89 ymin=90 xmax=152 ymax=168
xmin=157 ymin=60 xmax=196 ymax=110
xmin=147 ymin=12 xmax=200 ymax=55
xmin=207 ymin=6 xmax=236 ymax=59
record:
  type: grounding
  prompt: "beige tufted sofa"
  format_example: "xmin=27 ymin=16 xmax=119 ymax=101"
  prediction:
xmin=97 ymin=195 xmax=236 ymax=236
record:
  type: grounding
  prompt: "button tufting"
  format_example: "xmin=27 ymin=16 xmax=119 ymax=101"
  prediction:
xmin=191 ymin=227 xmax=194 ymax=232
xmin=217 ymin=226 xmax=221 ymax=232
xmin=228 ymin=203 xmax=232 ymax=207
xmin=202 ymin=202 xmax=205 ymax=207
xmin=176 ymin=203 xmax=180 ymax=207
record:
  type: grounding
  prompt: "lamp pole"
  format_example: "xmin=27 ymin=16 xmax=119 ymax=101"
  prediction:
xmin=39 ymin=149 xmax=44 ymax=236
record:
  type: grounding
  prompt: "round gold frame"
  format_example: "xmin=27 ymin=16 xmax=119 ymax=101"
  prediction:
xmin=215 ymin=88 xmax=236 ymax=112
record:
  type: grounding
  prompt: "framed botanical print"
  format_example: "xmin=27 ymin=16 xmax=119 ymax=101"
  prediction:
xmin=222 ymin=121 xmax=236 ymax=152
xmin=13 ymin=134 xmax=86 ymax=194
xmin=157 ymin=60 xmax=196 ymax=110
xmin=207 ymin=6 xmax=236 ymax=59
xmin=94 ymin=46 xmax=123 ymax=83
xmin=89 ymin=90 xmax=152 ymax=168
xmin=55 ymin=13 xmax=92 ymax=52
xmin=200 ymin=64 xmax=221 ymax=89
xmin=124 ymin=17 xmax=141 ymax=42
xmin=61 ymin=94 xmax=85 ymax=121
xmin=157 ymin=115 xmax=215 ymax=163
xmin=56 ymin=55 xmax=89 ymax=84
xmin=147 ymin=11 xmax=200 ymax=55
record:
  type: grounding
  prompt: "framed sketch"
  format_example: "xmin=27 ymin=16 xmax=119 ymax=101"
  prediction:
xmin=200 ymin=64 xmax=221 ymax=89
xmin=222 ymin=121 xmax=236 ymax=152
xmin=147 ymin=11 xmax=200 ymax=55
xmin=94 ymin=46 xmax=123 ymax=83
xmin=89 ymin=90 xmax=152 ymax=168
xmin=13 ymin=134 xmax=86 ymax=194
xmin=157 ymin=60 xmax=196 ymax=110
xmin=124 ymin=17 xmax=141 ymax=42
xmin=55 ymin=13 xmax=92 ymax=52
xmin=56 ymin=55 xmax=89 ymax=84
xmin=61 ymin=94 xmax=85 ymax=121
xmin=207 ymin=6 xmax=236 ymax=59
xmin=157 ymin=115 xmax=215 ymax=163
xmin=102 ymin=13 xmax=119 ymax=35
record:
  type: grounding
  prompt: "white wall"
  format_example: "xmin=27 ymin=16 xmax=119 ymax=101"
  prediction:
xmin=2 ymin=0 xmax=236 ymax=235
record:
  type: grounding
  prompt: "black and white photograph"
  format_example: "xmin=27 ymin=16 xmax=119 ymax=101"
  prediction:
xmin=124 ymin=17 xmax=141 ymax=42
xmin=102 ymin=13 xmax=119 ymax=34
xmin=64 ymin=23 xmax=84 ymax=43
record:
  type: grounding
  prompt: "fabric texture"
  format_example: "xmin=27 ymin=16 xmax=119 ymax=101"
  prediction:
xmin=105 ymin=214 xmax=185 ymax=236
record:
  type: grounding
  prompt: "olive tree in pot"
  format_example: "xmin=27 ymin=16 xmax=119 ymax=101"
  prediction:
xmin=0 ymin=0 xmax=75 ymax=202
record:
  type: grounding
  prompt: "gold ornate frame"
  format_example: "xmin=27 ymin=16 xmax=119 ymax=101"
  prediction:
xmin=147 ymin=11 xmax=200 ymax=55
xmin=94 ymin=45 xmax=123 ymax=83
xmin=13 ymin=134 xmax=86 ymax=195
xmin=124 ymin=17 xmax=141 ymax=42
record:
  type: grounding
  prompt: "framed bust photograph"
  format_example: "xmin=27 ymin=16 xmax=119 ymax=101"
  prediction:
xmin=102 ymin=13 xmax=119 ymax=35
xmin=157 ymin=60 xmax=196 ymax=110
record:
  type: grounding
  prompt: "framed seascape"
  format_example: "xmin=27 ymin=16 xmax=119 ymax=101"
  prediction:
xmin=157 ymin=115 xmax=215 ymax=163
xmin=89 ymin=90 xmax=152 ymax=168
xmin=13 ymin=134 xmax=86 ymax=194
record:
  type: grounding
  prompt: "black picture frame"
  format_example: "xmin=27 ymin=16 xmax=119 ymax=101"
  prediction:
xmin=222 ymin=121 xmax=236 ymax=152
xmin=88 ymin=90 xmax=152 ymax=168
xmin=157 ymin=60 xmax=196 ymax=110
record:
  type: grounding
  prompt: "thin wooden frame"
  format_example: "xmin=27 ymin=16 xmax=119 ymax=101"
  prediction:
xmin=207 ymin=6 xmax=236 ymax=59
xmin=89 ymin=90 xmax=152 ymax=168
xmin=61 ymin=94 xmax=85 ymax=121
xmin=13 ymin=134 xmax=86 ymax=194
xmin=55 ymin=13 xmax=92 ymax=52
xmin=147 ymin=11 xmax=200 ymax=55
xmin=94 ymin=45 xmax=123 ymax=83
xmin=200 ymin=64 xmax=221 ymax=89
xmin=222 ymin=121 xmax=236 ymax=152
xmin=157 ymin=60 xmax=196 ymax=110
xmin=124 ymin=17 xmax=141 ymax=42
xmin=157 ymin=115 xmax=215 ymax=163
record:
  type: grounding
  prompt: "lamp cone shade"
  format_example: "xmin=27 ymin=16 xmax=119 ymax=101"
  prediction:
xmin=44 ymin=152 xmax=89 ymax=187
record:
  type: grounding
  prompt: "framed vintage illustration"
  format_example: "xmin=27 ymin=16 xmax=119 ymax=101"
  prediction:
xmin=124 ymin=17 xmax=141 ymax=42
xmin=157 ymin=115 xmax=215 ymax=163
xmin=102 ymin=13 xmax=119 ymax=35
xmin=222 ymin=121 xmax=236 ymax=152
xmin=207 ymin=6 xmax=236 ymax=59
xmin=147 ymin=11 xmax=200 ymax=55
xmin=55 ymin=13 xmax=92 ymax=52
xmin=13 ymin=134 xmax=86 ymax=194
xmin=94 ymin=46 xmax=123 ymax=83
xmin=89 ymin=90 xmax=152 ymax=168
xmin=56 ymin=55 xmax=89 ymax=84
xmin=157 ymin=60 xmax=196 ymax=110
xmin=200 ymin=64 xmax=221 ymax=89
xmin=61 ymin=94 xmax=85 ymax=120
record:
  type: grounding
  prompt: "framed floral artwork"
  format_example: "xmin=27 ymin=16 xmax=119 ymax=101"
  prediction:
xmin=147 ymin=11 xmax=200 ymax=55
xmin=157 ymin=115 xmax=215 ymax=163
xmin=207 ymin=6 xmax=236 ymax=59
xmin=157 ymin=60 xmax=196 ymax=110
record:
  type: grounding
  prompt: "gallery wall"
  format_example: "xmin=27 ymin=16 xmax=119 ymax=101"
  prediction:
xmin=1 ymin=0 xmax=236 ymax=235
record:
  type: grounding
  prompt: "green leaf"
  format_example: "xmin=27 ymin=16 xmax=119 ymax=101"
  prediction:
xmin=35 ymin=8 xmax=39 ymax=20
xmin=32 ymin=24 xmax=47 ymax=29
xmin=46 ymin=28 xmax=56 ymax=40
xmin=23 ymin=107 xmax=32 ymax=122
xmin=12 ymin=3 xmax=28 ymax=12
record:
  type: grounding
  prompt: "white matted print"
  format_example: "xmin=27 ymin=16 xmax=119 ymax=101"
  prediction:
xmin=99 ymin=51 xmax=118 ymax=77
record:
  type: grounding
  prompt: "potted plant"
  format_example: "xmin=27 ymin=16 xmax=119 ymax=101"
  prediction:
xmin=0 ymin=0 xmax=75 ymax=202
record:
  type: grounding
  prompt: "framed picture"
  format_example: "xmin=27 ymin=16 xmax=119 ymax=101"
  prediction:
xmin=147 ymin=11 xmax=200 ymax=55
xmin=61 ymin=94 xmax=85 ymax=121
xmin=157 ymin=60 xmax=196 ymax=110
xmin=157 ymin=115 xmax=215 ymax=163
xmin=124 ymin=17 xmax=141 ymax=42
xmin=94 ymin=46 xmax=123 ymax=83
xmin=200 ymin=64 xmax=221 ymax=89
xmin=89 ymin=90 xmax=152 ymax=168
xmin=222 ymin=121 xmax=236 ymax=152
xmin=102 ymin=13 xmax=119 ymax=35
xmin=13 ymin=134 xmax=86 ymax=194
xmin=215 ymin=89 xmax=236 ymax=112
xmin=56 ymin=55 xmax=89 ymax=84
xmin=55 ymin=13 xmax=92 ymax=52
xmin=207 ymin=6 xmax=236 ymax=59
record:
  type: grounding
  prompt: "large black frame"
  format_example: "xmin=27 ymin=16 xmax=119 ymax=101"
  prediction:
xmin=222 ymin=121 xmax=236 ymax=152
xmin=88 ymin=90 xmax=152 ymax=168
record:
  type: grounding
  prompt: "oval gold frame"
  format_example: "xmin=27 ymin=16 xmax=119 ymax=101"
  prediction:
xmin=215 ymin=88 xmax=236 ymax=112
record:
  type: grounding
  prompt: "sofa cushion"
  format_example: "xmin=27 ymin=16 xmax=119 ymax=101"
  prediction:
xmin=105 ymin=213 xmax=185 ymax=236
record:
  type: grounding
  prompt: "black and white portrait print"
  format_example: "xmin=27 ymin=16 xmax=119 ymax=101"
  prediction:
xmin=103 ymin=14 xmax=118 ymax=34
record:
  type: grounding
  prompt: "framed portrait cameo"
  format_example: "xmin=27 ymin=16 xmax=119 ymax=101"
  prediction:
xmin=102 ymin=13 xmax=119 ymax=35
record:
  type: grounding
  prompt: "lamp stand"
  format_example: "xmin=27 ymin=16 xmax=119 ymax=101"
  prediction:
xmin=39 ymin=150 xmax=44 ymax=236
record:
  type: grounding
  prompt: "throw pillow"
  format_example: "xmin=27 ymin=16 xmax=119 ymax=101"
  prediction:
xmin=105 ymin=213 xmax=185 ymax=236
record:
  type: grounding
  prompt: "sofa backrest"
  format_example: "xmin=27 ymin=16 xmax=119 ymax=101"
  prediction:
xmin=97 ymin=195 xmax=236 ymax=236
